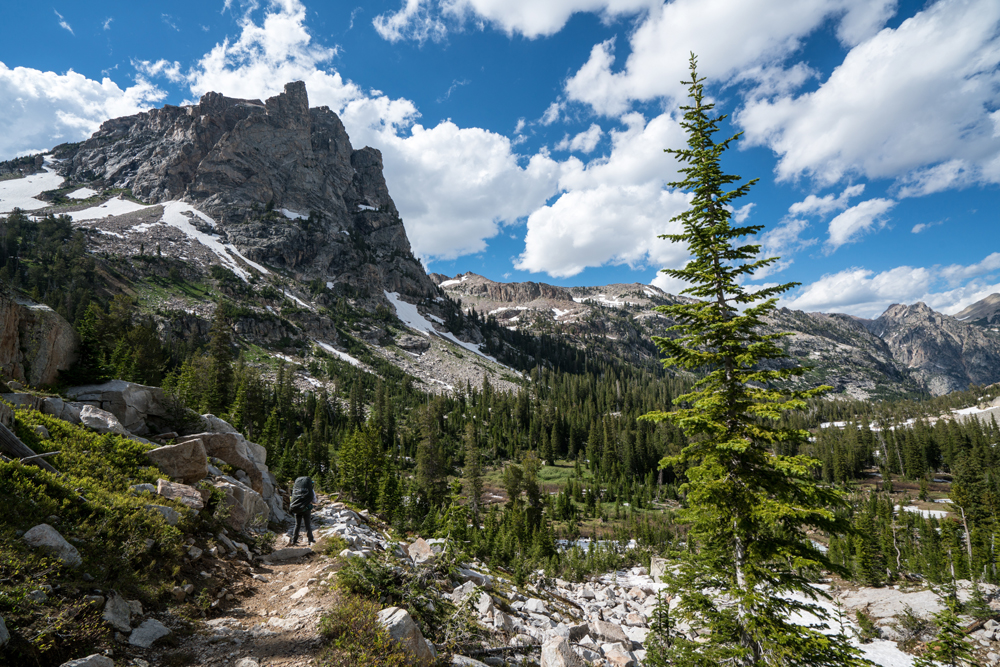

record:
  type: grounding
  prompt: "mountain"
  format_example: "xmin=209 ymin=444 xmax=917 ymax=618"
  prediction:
xmin=55 ymin=81 xmax=436 ymax=306
xmin=2 ymin=81 xmax=1000 ymax=400
xmin=867 ymin=301 xmax=1000 ymax=396
xmin=954 ymin=292 xmax=1000 ymax=327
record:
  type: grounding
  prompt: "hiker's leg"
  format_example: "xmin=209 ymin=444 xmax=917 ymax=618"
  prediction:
xmin=291 ymin=513 xmax=302 ymax=544
xmin=305 ymin=512 xmax=314 ymax=543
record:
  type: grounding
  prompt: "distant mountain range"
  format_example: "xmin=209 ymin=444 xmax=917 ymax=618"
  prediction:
xmin=2 ymin=80 xmax=999 ymax=400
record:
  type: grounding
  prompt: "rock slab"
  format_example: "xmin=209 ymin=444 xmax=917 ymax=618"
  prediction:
xmin=540 ymin=635 xmax=585 ymax=667
xmin=146 ymin=439 xmax=208 ymax=484
xmin=377 ymin=606 xmax=437 ymax=664
xmin=58 ymin=654 xmax=114 ymax=667
xmin=23 ymin=524 xmax=82 ymax=568
xmin=129 ymin=619 xmax=171 ymax=648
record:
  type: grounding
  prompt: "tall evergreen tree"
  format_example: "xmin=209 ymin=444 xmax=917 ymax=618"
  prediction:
xmin=642 ymin=55 xmax=864 ymax=667
xmin=207 ymin=305 xmax=234 ymax=415
xmin=463 ymin=422 xmax=484 ymax=526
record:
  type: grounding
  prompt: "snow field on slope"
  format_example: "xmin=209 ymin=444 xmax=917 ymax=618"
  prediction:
xmin=314 ymin=340 xmax=362 ymax=368
xmin=67 ymin=187 xmax=98 ymax=199
xmin=0 ymin=159 xmax=65 ymax=213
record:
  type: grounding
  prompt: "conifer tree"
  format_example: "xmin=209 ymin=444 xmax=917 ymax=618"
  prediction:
xmin=642 ymin=55 xmax=865 ymax=667
xmin=463 ymin=422 xmax=483 ymax=526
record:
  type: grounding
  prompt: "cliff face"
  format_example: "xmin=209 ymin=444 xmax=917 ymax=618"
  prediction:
xmin=57 ymin=81 xmax=436 ymax=303
xmin=869 ymin=302 xmax=1000 ymax=396
xmin=954 ymin=293 xmax=1000 ymax=326
xmin=0 ymin=289 xmax=78 ymax=387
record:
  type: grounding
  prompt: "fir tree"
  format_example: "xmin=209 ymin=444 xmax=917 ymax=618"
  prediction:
xmin=463 ymin=422 xmax=483 ymax=527
xmin=641 ymin=55 xmax=864 ymax=667
xmin=913 ymin=593 xmax=974 ymax=667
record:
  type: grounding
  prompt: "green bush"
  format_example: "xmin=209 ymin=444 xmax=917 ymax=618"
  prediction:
xmin=318 ymin=592 xmax=411 ymax=667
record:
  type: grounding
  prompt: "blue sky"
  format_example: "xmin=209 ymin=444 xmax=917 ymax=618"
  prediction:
xmin=1 ymin=0 xmax=999 ymax=318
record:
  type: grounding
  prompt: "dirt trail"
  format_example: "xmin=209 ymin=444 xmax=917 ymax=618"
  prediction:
xmin=149 ymin=505 xmax=342 ymax=667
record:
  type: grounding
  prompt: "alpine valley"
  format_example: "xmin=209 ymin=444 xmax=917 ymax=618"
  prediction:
xmin=5 ymin=82 xmax=1000 ymax=667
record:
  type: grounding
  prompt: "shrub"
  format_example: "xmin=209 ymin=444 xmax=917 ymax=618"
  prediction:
xmin=318 ymin=592 xmax=410 ymax=667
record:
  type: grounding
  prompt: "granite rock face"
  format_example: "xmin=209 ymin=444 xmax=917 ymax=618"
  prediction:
xmin=0 ymin=289 xmax=78 ymax=387
xmin=869 ymin=302 xmax=1000 ymax=396
xmin=58 ymin=81 xmax=437 ymax=307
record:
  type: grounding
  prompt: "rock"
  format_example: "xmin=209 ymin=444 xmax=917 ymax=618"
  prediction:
xmin=235 ymin=660 xmax=260 ymax=667
xmin=129 ymin=618 xmax=171 ymax=648
xmin=0 ymin=614 xmax=8 ymax=647
xmin=65 ymin=380 xmax=170 ymax=435
xmin=650 ymin=557 xmax=668 ymax=583
xmin=624 ymin=612 xmax=645 ymax=627
xmin=156 ymin=479 xmax=205 ymax=510
xmin=146 ymin=439 xmax=208 ymax=484
xmin=457 ymin=567 xmax=493 ymax=589
xmin=0 ymin=290 xmax=78 ymax=387
xmin=540 ymin=635 xmax=585 ymax=667
xmin=623 ymin=626 xmax=649 ymax=644
xmin=187 ymin=546 xmax=203 ymax=560
xmin=451 ymin=657 xmax=489 ymax=667
xmin=28 ymin=589 xmax=48 ymax=603
xmin=178 ymin=432 xmax=264 ymax=493
xmin=493 ymin=611 xmax=514 ymax=633
xmin=130 ymin=483 xmax=156 ymax=494
xmin=476 ymin=592 xmax=494 ymax=616
xmin=103 ymin=592 xmax=132 ymax=632
xmin=290 ymin=587 xmax=310 ymax=601
xmin=407 ymin=537 xmax=435 ymax=564
xmin=567 ymin=623 xmax=589 ymax=642
xmin=23 ymin=523 xmax=82 ymax=567
xmin=58 ymin=654 xmax=115 ymax=667
xmin=78 ymin=404 xmax=128 ymax=436
xmin=172 ymin=586 xmax=186 ymax=602
xmin=603 ymin=643 xmax=637 ymax=667
xmin=589 ymin=619 xmax=630 ymax=645
xmin=146 ymin=504 xmax=181 ymax=526
xmin=263 ymin=547 xmax=313 ymax=563
xmin=33 ymin=424 xmax=50 ymax=440
xmin=524 ymin=598 xmax=548 ymax=614
xmin=377 ymin=606 xmax=437 ymax=664
xmin=452 ymin=581 xmax=477 ymax=603
xmin=214 ymin=479 xmax=269 ymax=530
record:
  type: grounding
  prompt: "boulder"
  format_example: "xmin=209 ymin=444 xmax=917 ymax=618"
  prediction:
xmin=650 ymin=557 xmax=668 ymax=583
xmin=408 ymin=537 xmax=434 ymax=564
xmin=102 ymin=592 xmax=131 ymax=632
xmin=235 ymin=660 xmax=260 ymax=667
xmin=457 ymin=567 xmax=493 ymax=589
xmin=589 ymin=619 xmax=629 ymax=645
xmin=64 ymin=380 xmax=169 ymax=435
xmin=451 ymin=657 xmax=489 ymax=667
xmin=41 ymin=397 xmax=83 ymax=425
xmin=377 ymin=606 xmax=437 ymax=664
xmin=23 ymin=524 xmax=82 ymax=567
xmin=540 ymin=635 xmax=585 ymax=667
xmin=264 ymin=547 xmax=314 ymax=563
xmin=59 ymin=655 xmax=115 ymax=667
xmin=78 ymin=405 xmax=128 ymax=436
xmin=129 ymin=618 xmax=171 ymax=648
xmin=452 ymin=581 xmax=477 ymax=603
xmin=146 ymin=439 xmax=208 ymax=484
xmin=0 ymin=614 xmax=8 ymax=648
xmin=156 ymin=479 xmax=205 ymax=510
xmin=179 ymin=432 xmax=264 ymax=493
xmin=524 ymin=598 xmax=547 ymax=614
xmin=214 ymin=479 xmax=269 ymax=531
xmin=146 ymin=504 xmax=181 ymax=526
xmin=0 ymin=290 xmax=78 ymax=387
xmin=603 ymin=643 xmax=636 ymax=667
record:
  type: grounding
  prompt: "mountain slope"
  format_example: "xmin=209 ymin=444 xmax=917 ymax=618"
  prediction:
xmin=954 ymin=292 xmax=1000 ymax=326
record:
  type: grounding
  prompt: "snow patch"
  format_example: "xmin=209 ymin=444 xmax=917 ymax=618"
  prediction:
xmin=0 ymin=159 xmax=64 ymax=213
xmin=159 ymin=202 xmax=270 ymax=280
xmin=314 ymin=340 xmax=362 ymax=368
xmin=552 ymin=307 xmax=572 ymax=318
xmin=280 ymin=208 xmax=307 ymax=221
xmin=69 ymin=196 xmax=150 ymax=221
xmin=67 ymin=187 xmax=98 ymax=199
xmin=439 ymin=275 xmax=469 ymax=288
xmin=357 ymin=204 xmax=377 ymax=212
xmin=896 ymin=505 xmax=949 ymax=519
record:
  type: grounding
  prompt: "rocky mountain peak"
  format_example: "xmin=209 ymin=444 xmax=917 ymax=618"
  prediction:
xmin=955 ymin=293 xmax=1000 ymax=325
xmin=55 ymin=80 xmax=437 ymax=304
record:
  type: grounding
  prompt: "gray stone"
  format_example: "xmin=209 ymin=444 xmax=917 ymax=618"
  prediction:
xmin=28 ymin=589 xmax=48 ymax=603
xmin=129 ymin=618 xmax=171 ymax=647
xmin=79 ymin=404 xmax=128 ymax=436
xmin=0 ymin=292 xmax=78 ymax=387
xmin=146 ymin=504 xmax=180 ymax=526
xmin=235 ymin=660 xmax=260 ymax=667
xmin=58 ymin=654 xmax=115 ymax=667
xmin=451 ymin=581 xmax=477 ymax=603
xmin=102 ymin=592 xmax=132 ymax=632
xmin=589 ymin=619 xmax=629 ymax=645
xmin=33 ymin=424 xmax=50 ymax=440
xmin=130 ymin=483 xmax=156 ymax=494
xmin=146 ymin=439 xmax=208 ymax=484
xmin=214 ymin=479 xmax=269 ymax=531
xmin=476 ymin=592 xmax=495 ymax=616
xmin=524 ymin=598 xmax=547 ymax=614
xmin=408 ymin=537 xmax=434 ymax=564
xmin=156 ymin=479 xmax=205 ymax=510
xmin=0 ymin=614 xmax=8 ymax=648
xmin=377 ymin=606 xmax=437 ymax=664
xmin=603 ymin=643 xmax=636 ymax=667
xmin=23 ymin=523 xmax=82 ymax=567
xmin=65 ymin=380 xmax=170 ymax=435
xmin=263 ymin=547 xmax=314 ymax=563
xmin=451 ymin=656 xmax=489 ymax=667
xmin=650 ymin=557 xmax=668 ymax=583
xmin=540 ymin=635 xmax=585 ymax=667
xmin=458 ymin=567 xmax=493 ymax=589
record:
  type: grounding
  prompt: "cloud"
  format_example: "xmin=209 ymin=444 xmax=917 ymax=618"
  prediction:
xmin=738 ymin=0 xmax=1000 ymax=191
xmin=373 ymin=0 xmax=446 ymax=44
xmin=564 ymin=0 xmax=896 ymax=116
xmin=517 ymin=111 xmax=689 ymax=277
xmin=437 ymin=78 xmax=469 ymax=103
xmin=373 ymin=0 xmax=656 ymax=41
xmin=555 ymin=123 xmax=603 ymax=153
xmin=781 ymin=253 xmax=1000 ymax=318
xmin=54 ymin=9 xmax=73 ymax=35
xmin=0 ymin=63 xmax=164 ymax=158
xmin=825 ymin=197 xmax=895 ymax=251
xmin=911 ymin=220 xmax=943 ymax=234
xmin=755 ymin=217 xmax=816 ymax=278
xmin=788 ymin=183 xmax=864 ymax=217
xmin=162 ymin=14 xmax=180 ymax=31
xmin=539 ymin=101 xmax=563 ymax=126
xmin=103 ymin=17 xmax=113 ymax=30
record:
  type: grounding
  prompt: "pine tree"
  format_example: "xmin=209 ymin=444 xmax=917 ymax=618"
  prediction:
xmin=641 ymin=55 xmax=864 ymax=667
xmin=913 ymin=594 xmax=975 ymax=667
xmin=207 ymin=305 xmax=234 ymax=415
xmin=463 ymin=422 xmax=484 ymax=527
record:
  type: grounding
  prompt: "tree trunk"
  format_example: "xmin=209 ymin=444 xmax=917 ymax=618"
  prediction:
xmin=0 ymin=421 xmax=58 ymax=474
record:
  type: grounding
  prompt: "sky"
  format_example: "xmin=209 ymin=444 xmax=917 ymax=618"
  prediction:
xmin=0 ymin=0 xmax=998 ymax=318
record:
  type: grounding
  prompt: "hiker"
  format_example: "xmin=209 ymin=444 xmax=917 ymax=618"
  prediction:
xmin=289 ymin=476 xmax=317 ymax=545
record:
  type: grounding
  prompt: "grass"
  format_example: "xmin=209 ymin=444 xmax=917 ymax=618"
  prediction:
xmin=136 ymin=274 xmax=215 ymax=304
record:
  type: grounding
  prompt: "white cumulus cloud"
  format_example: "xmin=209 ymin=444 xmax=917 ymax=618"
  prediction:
xmin=825 ymin=197 xmax=895 ymax=252
xmin=556 ymin=124 xmax=604 ymax=153
xmin=738 ymin=0 xmax=1000 ymax=191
